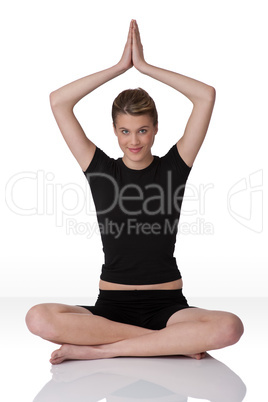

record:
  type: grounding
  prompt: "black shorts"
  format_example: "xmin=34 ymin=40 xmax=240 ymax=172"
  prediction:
xmin=79 ymin=289 xmax=194 ymax=330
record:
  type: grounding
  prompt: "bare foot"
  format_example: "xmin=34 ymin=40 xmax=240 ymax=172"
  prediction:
xmin=50 ymin=344 xmax=207 ymax=365
xmin=50 ymin=344 xmax=109 ymax=365
xmin=184 ymin=352 xmax=207 ymax=360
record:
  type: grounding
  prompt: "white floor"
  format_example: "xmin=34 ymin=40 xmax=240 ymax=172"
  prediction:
xmin=1 ymin=297 xmax=267 ymax=402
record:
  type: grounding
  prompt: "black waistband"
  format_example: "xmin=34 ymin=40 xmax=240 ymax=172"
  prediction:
xmin=97 ymin=288 xmax=183 ymax=301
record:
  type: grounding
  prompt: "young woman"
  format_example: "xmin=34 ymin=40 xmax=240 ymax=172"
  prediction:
xmin=26 ymin=20 xmax=244 ymax=364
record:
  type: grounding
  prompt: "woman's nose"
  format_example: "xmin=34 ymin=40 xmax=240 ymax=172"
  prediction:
xmin=130 ymin=134 xmax=140 ymax=145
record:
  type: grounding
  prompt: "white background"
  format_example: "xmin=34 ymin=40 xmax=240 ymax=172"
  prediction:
xmin=1 ymin=0 xmax=267 ymax=298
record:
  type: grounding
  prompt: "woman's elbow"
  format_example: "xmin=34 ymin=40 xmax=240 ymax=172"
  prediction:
xmin=49 ymin=90 xmax=60 ymax=109
xmin=207 ymin=86 xmax=216 ymax=103
xmin=49 ymin=91 xmax=74 ymax=111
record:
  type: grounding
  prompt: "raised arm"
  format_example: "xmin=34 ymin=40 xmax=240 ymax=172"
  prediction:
xmin=50 ymin=21 xmax=134 ymax=171
xmin=132 ymin=20 xmax=216 ymax=168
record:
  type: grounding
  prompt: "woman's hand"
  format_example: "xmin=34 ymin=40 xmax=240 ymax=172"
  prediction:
xmin=118 ymin=20 xmax=133 ymax=72
xmin=118 ymin=20 xmax=147 ymax=73
xmin=132 ymin=20 xmax=147 ymax=72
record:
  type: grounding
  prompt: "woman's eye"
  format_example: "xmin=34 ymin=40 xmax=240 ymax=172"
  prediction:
xmin=121 ymin=129 xmax=147 ymax=134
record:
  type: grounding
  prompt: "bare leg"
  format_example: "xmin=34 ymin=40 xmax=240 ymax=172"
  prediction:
xmin=103 ymin=310 xmax=242 ymax=358
xmin=49 ymin=308 xmax=244 ymax=364
xmin=26 ymin=303 xmax=153 ymax=345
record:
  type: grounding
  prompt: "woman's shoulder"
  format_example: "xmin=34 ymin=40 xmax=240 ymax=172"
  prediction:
xmin=83 ymin=145 xmax=119 ymax=176
xmin=159 ymin=144 xmax=192 ymax=179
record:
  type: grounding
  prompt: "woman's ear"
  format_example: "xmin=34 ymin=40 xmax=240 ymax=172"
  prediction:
xmin=154 ymin=123 xmax=158 ymax=135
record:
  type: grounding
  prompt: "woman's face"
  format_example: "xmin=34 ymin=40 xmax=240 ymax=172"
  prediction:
xmin=113 ymin=113 xmax=158 ymax=168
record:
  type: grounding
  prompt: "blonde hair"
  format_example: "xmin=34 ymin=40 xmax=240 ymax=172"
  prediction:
xmin=112 ymin=88 xmax=158 ymax=127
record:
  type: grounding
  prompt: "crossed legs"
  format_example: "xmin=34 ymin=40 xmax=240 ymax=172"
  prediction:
xmin=25 ymin=303 xmax=244 ymax=364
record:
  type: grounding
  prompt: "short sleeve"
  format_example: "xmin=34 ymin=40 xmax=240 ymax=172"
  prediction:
xmin=163 ymin=144 xmax=192 ymax=182
xmin=83 ymin=146 xmax=111 ymax=176
xmin=82 ymin=146 xmax=118 ymax=213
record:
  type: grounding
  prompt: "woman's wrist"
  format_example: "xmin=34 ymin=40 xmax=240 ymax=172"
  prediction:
xmin=115 ymin=62 xmax=132 ymax=75
xmin=135 ymin=61 xmax=150 ymax=74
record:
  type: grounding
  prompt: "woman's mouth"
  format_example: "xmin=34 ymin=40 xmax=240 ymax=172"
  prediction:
xmin=129 ymin=147 xmax=142 ymax=153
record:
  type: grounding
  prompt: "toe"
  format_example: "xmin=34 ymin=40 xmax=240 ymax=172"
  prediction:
xmin=51 ymin=347 xmax=63 ymax=359
xmin=50 ymin=356 xmax=63 ymax=365
xmin=50 ymin=348 xmax=63 ymax=364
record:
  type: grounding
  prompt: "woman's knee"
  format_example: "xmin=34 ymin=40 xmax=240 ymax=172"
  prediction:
xmin=226 ymin=313 xmax=244 ymax=345
xmin=213 ymin=312 xmax=244 ymax=349
xmin=25 ymin=304 xmax=60 ymax=341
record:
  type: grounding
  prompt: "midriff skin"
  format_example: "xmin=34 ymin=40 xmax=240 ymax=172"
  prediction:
xmin=99 ymin=278 xmax=183 ymax=290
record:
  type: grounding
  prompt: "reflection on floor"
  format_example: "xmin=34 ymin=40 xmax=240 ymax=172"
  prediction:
xmin=2 ymin=297 xmax=267 ymax=402
xmin=35 ymin=355 xmax=246 ymax=402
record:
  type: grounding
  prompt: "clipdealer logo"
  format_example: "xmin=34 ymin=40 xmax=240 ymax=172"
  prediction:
xmin=5 ymin=169 xmax=263 ymax=236
xmin=5 ymin=170 xmax=215 ymax=237
xmin=227 ymin=170 xmax=263 ymax=233
xmin=5 ymin=170 xmax=94 ymax=226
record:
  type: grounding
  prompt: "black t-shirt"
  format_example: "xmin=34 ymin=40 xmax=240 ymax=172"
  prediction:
xmin=83 ymin=144 xmax=192 ymax=285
